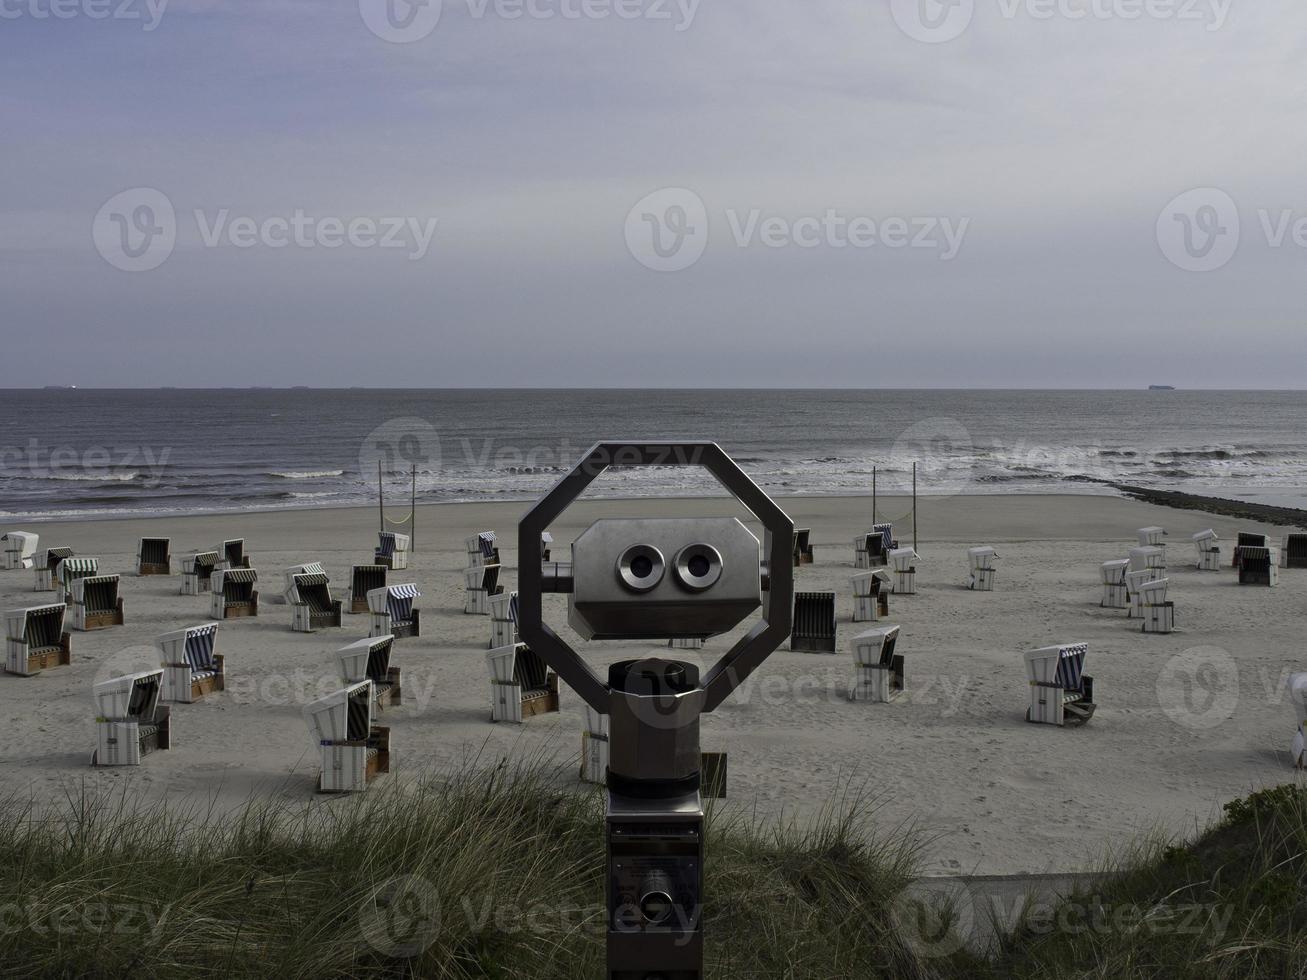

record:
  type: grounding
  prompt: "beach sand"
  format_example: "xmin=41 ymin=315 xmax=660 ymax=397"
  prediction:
xmin=1 ymin=493 xmax=1301 ymax=875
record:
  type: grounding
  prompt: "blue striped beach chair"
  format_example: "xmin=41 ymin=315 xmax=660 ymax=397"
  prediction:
xmin=1024 ymin=643 xmax=1095 ymax=727
xmin=157 ymin=623 xmax=223 ymax=702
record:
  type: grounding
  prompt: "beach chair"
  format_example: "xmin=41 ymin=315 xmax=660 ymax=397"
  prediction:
xmin=668 ymin=637 xmax=704 ymax=650
xmin=1024 ymin=643 xmax=1095 ymax=727
xmin=1138 ymin=579 xmax=1175 ymax=634
xmin=34 ymin=547 xmax=73 ymax=592
xmin=210 ymin=567 xmax=259 ymax=619
xmin=1192 ymin=530 xmax=1221 ymax=572
xmin=1233 ymin=533 xmax=1269 ymax=570
xmin=157 ymin=623 xmax=223 ymax=703
xmin=580 ymin=704 xmax=609 ymax=785
xmin=1281 ymin=534 xmax=1307 ymax=570
xmin=1238 ymin=547 xmax=1278 ymax=587
xmin=1129 ymin=546 xmax=1166 ymax=577
xmin=850 ymin=625 xmax=903 ymax=703
xmin=792 ymin=528 xmax=814 ymax=567
xmin=281 ymin=562 xmax=326 ymax=605
xmin=851 ymin=569 xmax=891 ymax=622
xmin=1290 ymin=673 xmax=1307 ymax=769
xmin=92 ymin=669 xmax=171 ymax=766
xmin=303 ymin=681 xmax=391 ymax=793
xmin=338 ymin=635 xmax=402 ymax=709
xmin=464 ymin=564 xmax=503 ymax=615
xmin=1100 ymin=559 xmax=1131 ymax=609
xmin=368 ymin=583 xmax=421 ymax=639
xmin=374 ymin=532 xmax=410 ymax=571
xmin=181 ymin=551 xmax=220 ymax=595
xmin=466 ymin=531 xmax=500 ymax=569
xmin=1137 ymin=527 xmax=1167 ymax=549
xmin=1 ymin=532 xmax=39 ymax=570
xmin=488 ymin=642 xmax=561 ymax=723
xmin=348 ymin=565 xmax=387 ymax=614
xmin=54 ymin=556 xmax=98 ymax=604
xmin=220 ymin=538 xmax=251 ymax=569
xmin=890 ymin=547 xmax=920 ymax=595
xmin=1125 ymin=569 xmax=1155 ymax=618
xmin=791 ymin=591 xmax=837 ymax=652
xmin=967 ymin=547 xmax=1000 ymax=591
xmin=541 ymin=532 xmax=554 ymax=563
xmin=5 ymin=604 xmax=71 ymax=676
xmin=137 ymin=537 xmax=171 ymax=576
xmin=869 ymin=523 xmax=897 ymax=566
xmin=70 ymin=575 xmax=124 ymax=631
xmin=489 ymin=590 xmax=519 ymax=649
xmin=290 ymin=572 xmax=343 ymax=632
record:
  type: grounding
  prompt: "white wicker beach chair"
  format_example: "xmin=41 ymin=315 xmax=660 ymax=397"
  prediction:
xmin=464 ymin=565 xmax=503 ymax=615
xmin=1024 ymin=643 xmax=1095 ymax=727
xmin=367 ymin=583 xmax=421 ymax=639
xmin=487 ymin=642 xmax=560 ymax=723
xmin=34 ymin=547 xmax=74 ymax=592
xmin=489 ymin=590 xmax=519 ymax=649
xmin=889 ymin=547 xmax=920 ymax=595
xmin=1137 ymin=527 xmax=1167 ymax=549
xmin=1 ymin=532 xmax=39 ymax=570
xmin=137 ymin=537 xmax=172 ymax=576
xmin=220 ymin=539 xmax=251 ymax=570
xmin=338 ymin=635 xmax=401 ymax=709
xmin=5 ymin=603 xmax=71 ymax=676
xmin=1138 ymin=578 xmax=1175 ymax=634
xmin=92 ymin=669 xmax=171 ymax=766
xmin=181 ymin=551 xmax=220 ymax=595
xmin=157 ymin=623 xmax=223 ymax=703
xmin=1282 ymin=534 xmax=1307 ymax=570
xmin=374 ymin=532 xmax=410 ymax=571
xmin=1238 ymin=546 xmax=1278 ymax=587
xmin=54 ymin=556 xmax=98 ymax=604
xmin=1192 ymin=529 xmax=1221 ymax=571
xmin=1128 ymin=546 xmax=1166 ymax=577
xmin=850 ymin=625 xmax=903 ymax=703
xmin=71 ymin=575 xmax=124 ymax=631
xmin=466 ymin=531 xmax=500 ymax=569
xmin=850 ymin=569 xmax=891 ymax=622
xmin=1100 ymin=559 xmax=1131 ymax=609
xmin=210 ymin=567 xmax=259 ymax=619
xmin=348 ymin=565 xmax=387 ymax=614
xmin=967 ymin=546 xmax=999 ymax=591
xmin=290 ymin=572 xmax=342 ymax=632
xmin=302 ymin=680 xmax=390 ymax=793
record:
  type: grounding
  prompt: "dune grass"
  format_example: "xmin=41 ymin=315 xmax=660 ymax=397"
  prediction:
xmin=0 ymin=761 xmax=929 ymax=979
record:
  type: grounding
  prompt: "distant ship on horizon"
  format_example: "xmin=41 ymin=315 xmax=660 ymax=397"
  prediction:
xmin=1149 ymin=385 xmax=1176 ymax=391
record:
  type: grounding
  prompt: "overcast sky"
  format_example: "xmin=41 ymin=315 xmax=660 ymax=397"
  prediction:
xmin=2 ymin=0 xmax=1305 ymax=388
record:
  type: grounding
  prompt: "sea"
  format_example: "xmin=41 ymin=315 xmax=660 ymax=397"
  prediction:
xmin=1 ymin=389 xmax=1303 ymax=522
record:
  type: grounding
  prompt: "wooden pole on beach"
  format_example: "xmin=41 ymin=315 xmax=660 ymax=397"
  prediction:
xmin=913 ymin=462 xmax=918 ymax=552
xmin=411 ymin=463 xmax=417 ymax=554
xmin=872 ymin=467 xmax=877 ymax=524
xmin=378 ymin=461 xmax=384 ymax=535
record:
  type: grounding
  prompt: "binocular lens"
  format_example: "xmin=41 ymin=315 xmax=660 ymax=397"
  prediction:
xmin=673 ymin=543 xmax=723 ymax=592
xmin=617 ymin=544 xmax=666 ymax=593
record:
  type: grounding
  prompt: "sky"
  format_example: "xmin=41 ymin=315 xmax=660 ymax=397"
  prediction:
xmin=2 ymin=0 xmax=1306 ymax=388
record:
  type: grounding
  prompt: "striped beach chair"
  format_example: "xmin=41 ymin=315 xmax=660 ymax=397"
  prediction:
xmin=1129 ymin=546 xmax=1166 ymax=577
xmin=464 ymin=564 xmax=503 ymax=615
xmin=967 ymin=547 xmax=1000 ymax=591
xmin=1137 ymin=526 xmax=1167 ymax=549
xmin=348 ymin=564 xmax=387 ymax=614
xmin=137 ymin=537 xmax=172 ymax=576
xmin=1025 ymin=643 xmax=1095 ymax=727
xmin=54 ymin=556 xmax=98 ymax=604
xmin=791 ymin=591 xmax=837 ymax=652
xmin=850 ymin=625 xmax=903 ymax=703
xmin=792 ymin=528 xmax=814 ymax=567
xmin=368 ymin=583 xmax=421 ymax=639
xmin=1238 ymin=546 xmax=1278 ymax=587
xmin=850 ymin=569 xmax=891 ymax=622
xmin=71 ymin=575 xmax=124 ymax=631
xmin=374 ymin=532 xmax=410 ymax=571
xmin=34 ymin=547 xmax=73 ymax=592
xmin=1 ymin=531 xmax=39 ymax=570
xmin=181 ymin=551 xmax=220 ymax=595
xmin=221 ymin=538 xmax=250 ymax=569
xmin=157 ymin=623 xmax=223 ymax=703
xmin=1138 ymin=578 xmax=1175 ymax=634
xmin=290 ymin=572 xmax=343 ymax=632
xmin=541 ymin=531 xmax=554 ymax=563
xmin=1233 ymin=532 xmax=1269 ymax=571
xmin=4 ymin=603 xmax=72 ymax=676
xmin=489 ymin=590 xmax=519 ymax=649
xmin=303 ymin=681 xmax=390 ymax=793
xmin=338 ymin=635 xmax=402 ymax=709
xmin=466 ymin=531 xmax=500 ymax=568
xmin=282 ymin=562 xmax=325 ymax=605
xmin=1281 ymin=534 xmax=1307 ymax=570
xmin=890 ymin=547 xmax=920 ymax=595
xmin=210 ymin=567 xmax=259 ymax=619
xmin=488 ymin=642 xmax=561 ymax=723
xmin=1192 ymin=529 xmax=1221 ymax=571
xmin=92 ymin=669 xmax=171 ymax=766
xmin=1290 ymin=673 xmax=1307 ymax=769
xmin=1100 ymin=559 xmax=1131 ymax=608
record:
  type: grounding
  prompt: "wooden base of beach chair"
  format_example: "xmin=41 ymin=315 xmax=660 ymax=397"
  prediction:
xmin=33 ymin=569 xmax=55 ymax=592
xmin=74 ymin=603 xmax=125 ymax=632
xmin=374 ymin=669 xmax=403 ymax=710
xmin=1198 ymin=550 xmax=1222 ymax=572
xmin=163 ymin=659 xmax=225 ymax=703
xmin=293 ymin=602 xmax=343 ymax=633
xmin=1027 ymin=684 xmax=1094 ymax=727
xmin=464 ymin=590 xmax=493 ymax=615
xmin=348 ymin=595 xmax=370 ymax=615
xmin=1101 ymin=584 xmax=1128 ymax=609
xmin=138 ymin=562 xmax=171 ymax=576
xmin=701 ymin=752 xmax=727 ymax=800
xmin=893 ymin=570 xmax=917 ymax=595
xmin=491 ymin=674 xmax=560 ymax=723
xmin=5 ymin=635 xmax=72 ymax=677
xmin=93 ymin=710 xmax=171 ymax=766
xmin=369 ymin=609 xmax=420 ymax=640
xmin=215 ymin=597 xmax=259 ymax=620
xmin=317 ymin=727 xmax=390 ymax=793
xmin=853 ymin=593 xmax=890 ymax=623
xmin=581 ymin=731 xmax=608 ymax=785
xmin=969 ymin=569 xmax=997 ymax=591
xmin=490 ymin=620 xmax=517 ymax=649
xmin=181 ymin=574 xmax=212 ymax=596
xmin=1142 ymin=603 xmax=1175 ymax=634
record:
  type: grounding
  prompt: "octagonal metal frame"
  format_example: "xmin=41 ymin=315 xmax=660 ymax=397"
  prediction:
xmin=517 ymin=441 xmax=794 ymax=714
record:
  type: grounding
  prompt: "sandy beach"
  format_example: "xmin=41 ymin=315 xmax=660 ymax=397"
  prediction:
xmin=2 ymin=493 xmax=1302 ymax=876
